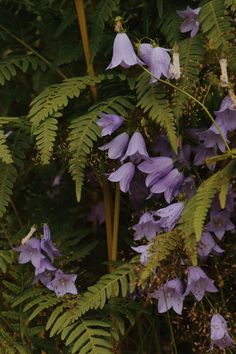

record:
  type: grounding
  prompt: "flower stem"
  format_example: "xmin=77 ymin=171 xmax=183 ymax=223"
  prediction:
xmin=165 ymin=310 xmax=178 ymax=354
xmin=101 ymin=177 xmax=113 ymax=271
xmin=0 ymin=23 xmax=67 ymax=80
xmin=140 ymin=65 xmax=231 ymax=153
xmin=111 ymin=183 xmax=120 ymax=263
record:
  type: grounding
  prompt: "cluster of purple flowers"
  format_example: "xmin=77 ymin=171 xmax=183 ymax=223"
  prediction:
xmin=15 ymin=225 xmax=77 ymax=297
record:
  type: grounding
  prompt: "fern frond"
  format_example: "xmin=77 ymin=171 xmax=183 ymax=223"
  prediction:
xmin=64 ymin=319 xmax=112 ymax=354
xmin=199 ymin=0 xmax=233 ymax=50
xmin=0 ymin=163 xmax=17 ymax=217
xmin=159 ymin=2 xmax=182 ymax=45
xmin=0 ymin=250 xmax=13 ymax=273
xmin=0 ymin=129 xmax=13 ymax=164
xmin=0 ymin=56 xmax=46 ymax=85
xmin=225 ymin=0 xmax=236 ymax=11
xmin=90 ymin=0 xmax=119 ymax=62
xmin=33 ymin=115 xmax=59 ymax=164
xmin=47 ymin=263 xmax=136 ymax=337
xmin=136 ymin=72 xmax=177 ymax=153
xmin=139 ymin=231 xmax=180 ymax=284
xmin=68 ymin=96 xmax=133 ymax=202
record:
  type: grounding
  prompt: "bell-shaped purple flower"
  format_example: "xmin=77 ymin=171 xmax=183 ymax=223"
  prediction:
xmin=122 ymin=132 xmax=149 ymax=163
xmin=198 ymin=231 xmax=224 ymax=258
xmin=154 ymin=202 xmax=184 ymax=231
xmin=35 ymin=258 xmax=56 ymax=276
xmin=138 ymin=157 xmax=174 ymax=188
xmin=106 ymin=32 xmax=144 ymax=69
xmin=206 ymin=210 xmax=235 ymax=240
xmin=193 ymin=144 xmax=217 ymax=171
xmin=210 ymin=314 xmax=234 ymax=350
xmin=213 ymin=96 xmax=236 ymax=133
xmin=151 ymin=279 xmax=185 ymax=315
xmin=132 ymin=212 xmax=160 ymax=241
xmin=34 ymin=269 xmax=57 ymax=288
xmin=196 ymin=127 xmax=229 ymax=153
xmin=184 ymin=266 xmax=218 ymax=301
xmin=41 ymin=224 xmax=61 ymax=262
xmin=15 ymin=237 xmax=44 ymax=268
xmin=181 ymin=177 xmax=196 ymax=199
xmin=96 ymin=113 xmax=123 ymax=136
xmin=49 ymin=269 xmax=77 ymax=297
xmin=150 ymin=168 xmax=184 ymax=203
xmin=149 ymin=46 xmax=171 ymax=83
xmin=132 ymin=244 xmax=151 ymax=265
xmin=177 ymin=6 xmax=201 ymax=37
xmin=137 ymin=43 xmax=152 ymax=66
xmin=99 ymin=132 xmax=129 ymax=160
xmin=108 ymin=162 xmax=135 ymax=193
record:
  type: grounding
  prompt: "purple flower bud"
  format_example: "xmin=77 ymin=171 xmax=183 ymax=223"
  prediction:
xmin=151 ymin=279 xmax=185 ymax=315
xmin=122 ymin=132 xmax=149 ymax=163
xmin=106 ymin=32 xmax=144 ymax=69
xmin=210 ymin=314 xmax=234 ymax=350
xmin=108 ymin=162 xmax=135 ymax=193
xmin=15 ymin=237 xmax=44 ymax=268
xmin=154 ymin=202 xmax=184 ymax=231
xmin=177 ymin=6 xmax=201 ymax=37
xmin=49 ymin=269 xmax=77 ymax=297
xmin=206 ymin=210 xmax=235 ymax=240
xmin=96 ymin=113 xmax=123 ymax=136
xmin=132 ymin=212 xmax=160 ymax=241
xmin=41 ymin=224 xmax=61 ymax=261
xmin=99 ymin=132 xmax=129 ymax=160
xmin=185 ymin=266 xmax=218 ymax=301
xmin=149 ymin=46 xmax=171 ymax=83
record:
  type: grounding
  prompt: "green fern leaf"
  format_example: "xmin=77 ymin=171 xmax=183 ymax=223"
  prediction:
xmin=136 ymin=72 xmax=177 ymax=153
xmin=68 ymin=96 xmax=133 ymax=202
xmin=0 ymin=163 xmax=17 ymax=217
xmin=0 ymin=129 xmax=13 ymax=164
xmin=90 ymin=0 xmax=119 ymax=62
xmin=159 ymin=2 xmax=182 ymax=45
xmin=199 ymin=0 xmax=233 ymax=50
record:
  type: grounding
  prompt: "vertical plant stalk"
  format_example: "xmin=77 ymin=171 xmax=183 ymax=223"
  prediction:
xmin=74 ymin=0 xmax=97 ymax=101
xmin=111 ymin=183 xmax=121 ymax=263
xmin=102 ymin=177 xmax=113 ymax=271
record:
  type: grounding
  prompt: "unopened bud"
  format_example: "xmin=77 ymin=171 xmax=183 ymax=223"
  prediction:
xmin=21 ymin=225 xmax=36 ymax=244
xmin=219 ymin=58 xmax=229 ymax=87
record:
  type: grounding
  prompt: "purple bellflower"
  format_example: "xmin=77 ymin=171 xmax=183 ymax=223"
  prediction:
xmin=154 ymin=202 xmax=184 ymax=231
xmin=132 ymin=244 xmax=151 ymax=265
xmin=213 ymin=96 xmax=236 ymax=133
xmin=151 ymin=279 xmax=185 ymax=315
xmin=193 ymin=144 xmax=217 ymax=171
xmin=198 ymin=231 xmax=224 ymax=258
xmin=35 ymin=258 xmax=56 ymax=276
xmin=41 ymin=224 xmax=61 ymax=262
xmin=34 ymin=269 xmax=56 ymax=288
xmin=99 ymin=132 xmax=129 ymax=160
xmin=185 ymin=266 xmax=218 ymax=301
xmin=122 ymin=132 xmax=149 ymax=163
xmin=152 ymin=135 xmax=174 ymax=157
xmin=96 ymin=113 xmax=123 ymax=137
xmin=15 ymin=237 xmax=44 ymax=268
xmin=196 ymin=126 xmax=229 ymax=153
xmin=106 ymin=32 xmax=143 ymax=69
xmin=149 ymin=46 xmax=171 ymax=83
xmin=181 ymin=177 xmax=196 ymax=199
xmin=132 ymin=212 xmax=160 ymax=241
xmin=210 ymin=314 xmax=234 ymax=350
xmin=150 ymin=168 xmax=184 ymax=203
xmin=49 ymin=269 xmax=77 ymax=297
xmin=108 ymin=162 xmax=135 ymax=193
xmin=88 ymin=201 xmax=105 ymax=225
xmin=138 ymin=157 xmax=174 ymax=188
xmin=137 ymin=43 xmax=152 ymax=66
xmin=177 ymin=6 xmax=201 ymax=37
xmin=206 ymin=210 xmax=235 ymax=240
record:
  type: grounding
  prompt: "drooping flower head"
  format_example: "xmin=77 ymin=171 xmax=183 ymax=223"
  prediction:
xmin=138 ymin=157 xmax=174 ymax=188
xmin=132 ymin=212 xmax=160 ymax=241
xmin=151 ymin=279 xmax=185 ymax=315
xmin=41 ymin=224 xmax=61 ymax=261
xmin=213 ymin=96 xmax=236 ymax=133
xmin=15 ymin=237 xmax=44 ymax=268
xmin=35 ymin=258 xmax=56 ymax=276
xmin=106 ymin=32 xmax=143 ymax=70
xmin=99 ymin=132 xmax=129 ymax=160
xmin=137 ymin=43 xmax=152 ymax=66
xmin=122 ymin=132 xmax=149 ymax=163
xmin=206 ymin=210 xmax=235 ymax=240
xmin=184 ymin=266 xmax=218 ymax=301
xmin=48 ymin=269 xmax=77 ymax=297
xmin=198 ymin=231 xmax=224 ymax=258
xmin=149 ymin=45 xmax=171 ymax=83
xmin=210 ymin=314 xmax=234 ymax=350
xmin=154 ymin=202 xmax=184 ymax=231
xmin=108 ymin=162 xmax=135 ymax=193
xmin=177 ymin=6 xmax=201 ymax=37
xmin=96 ymin=113 xmax=123 ymax=136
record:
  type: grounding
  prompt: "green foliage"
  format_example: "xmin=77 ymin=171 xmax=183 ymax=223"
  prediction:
xmin=0 ymin=56 xmax=46 ymax=86
xmin=0 ymin=129 xmax=13 ymax=164
xmin=136 ymin=72 xmax=177 ymax=153
xmin=0 ymin=250 xmax=13 ymax=273
xmin=68 ymin=96 xmax=133 ymax=202
xmin=0 ymin=163 xmax=17 ymax=217
xmin=199 ymin=0 xmax=234 ymax=50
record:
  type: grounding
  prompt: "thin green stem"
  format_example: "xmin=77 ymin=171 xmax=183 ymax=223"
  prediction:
xmin=111 ymin=183 xmax=120 ymax=262
xmin=140 ymin=65 xmax=231 ymax=153
xmin=10 ymin=198 xmax=23 ymax=229
xmin=101 ymin=177 xmax=113 ymax=271
xmin=0 ymin=23 xmax=67 ymax=80
xmin=166 ymin=311 xmax=178 ymax=354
